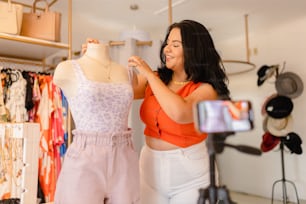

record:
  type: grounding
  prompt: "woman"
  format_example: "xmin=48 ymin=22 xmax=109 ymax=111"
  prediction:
xmin=128 ymin=19 xmax=230 ymax=204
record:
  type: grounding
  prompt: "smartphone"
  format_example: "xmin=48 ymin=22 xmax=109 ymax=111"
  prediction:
xmin=194 ymin=100 xmax=254 ymax=133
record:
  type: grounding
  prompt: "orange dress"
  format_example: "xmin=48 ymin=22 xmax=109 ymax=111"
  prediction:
xmin=36 ymin=75 xmax=65 ymax=202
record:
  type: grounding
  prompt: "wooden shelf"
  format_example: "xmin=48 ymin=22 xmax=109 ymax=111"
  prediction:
xmin=0 ymin=0 xmax=73 ymax=146
xmin=0 ymin=33 xmax=69 ymax=61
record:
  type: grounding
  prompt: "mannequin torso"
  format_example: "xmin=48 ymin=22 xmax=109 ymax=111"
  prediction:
xmin=53 ymin=43 xmax=130 ymax=98
xmin=53 ymin=43 xmax=140 ymax=204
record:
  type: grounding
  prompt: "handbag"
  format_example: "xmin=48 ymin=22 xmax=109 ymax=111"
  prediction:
xmin=20 ymin=0 xmax=61 ymax=42
xmin=0 ymin=0 xmax=23 ymax=34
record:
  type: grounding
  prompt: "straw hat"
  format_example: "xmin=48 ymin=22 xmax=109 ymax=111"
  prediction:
xmin=266 ymin=115 xmax=293 ymax=137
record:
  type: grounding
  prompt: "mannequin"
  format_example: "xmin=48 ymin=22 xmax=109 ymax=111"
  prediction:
xmin=53 ymin=41 xmax=140 ymax=204
xmin=53 ymin=42 xmax=130 ymax=98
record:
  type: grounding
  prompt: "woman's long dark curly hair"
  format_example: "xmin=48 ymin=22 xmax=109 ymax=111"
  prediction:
xmin=158 ymin=19 xmax=230 ymax=99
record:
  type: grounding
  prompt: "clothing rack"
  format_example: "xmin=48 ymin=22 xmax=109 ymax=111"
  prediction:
xmin=0 ymin=56 xmax=55 ymax=71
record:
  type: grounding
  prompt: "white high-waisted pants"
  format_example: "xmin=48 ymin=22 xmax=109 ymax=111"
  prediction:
xmin=139 ymin=140 xmax=215 ymax=204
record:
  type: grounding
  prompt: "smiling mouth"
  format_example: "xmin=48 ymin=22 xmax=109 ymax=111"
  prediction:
xmin=166 ymin=55 xmax=173 ymax=61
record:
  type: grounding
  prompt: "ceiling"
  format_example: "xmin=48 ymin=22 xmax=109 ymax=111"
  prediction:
xmin=56 ymin=0 xmax=306 ymax=42
xmin=15 ymin=0 xmax=305 ymax=44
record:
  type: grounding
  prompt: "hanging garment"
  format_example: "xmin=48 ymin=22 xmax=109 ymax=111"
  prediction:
xmin=36 ymin=75 xmax=64 ymax=202
xmin=5 ymin=70 xmax=27 ymax=122
xmin=0 ymin=76 xmax=8 ymax=122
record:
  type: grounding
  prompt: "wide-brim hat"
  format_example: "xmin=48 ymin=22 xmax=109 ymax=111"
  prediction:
xmin=257 ymin=65 xmax=278 ymax=86
xmin=275 ymin=72 xmax=304 ymax=99
xmin=282 ymin=132 xmax=303 ymax=154
xmin=266 ymin=115 xmax=293 ymax=137
xmin=261 ymin=131 xmax=280 ymax=152
xmin=265 ymin=95 xmax=293 ymax=119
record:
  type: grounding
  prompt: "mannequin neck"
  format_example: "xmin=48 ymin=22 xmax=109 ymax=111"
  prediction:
xmin=84 ymin=43 xmax=111 ymax=65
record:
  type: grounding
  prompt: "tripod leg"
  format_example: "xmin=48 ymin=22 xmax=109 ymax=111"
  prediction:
xmin=216 ymin=186 xmax=237 ymax=204
xmin=197 ymin=188 xmax=208 ymax=204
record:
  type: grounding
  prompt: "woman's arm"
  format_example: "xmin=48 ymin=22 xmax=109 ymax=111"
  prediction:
xmin=128 ymin=55 xmax=218 ymax=123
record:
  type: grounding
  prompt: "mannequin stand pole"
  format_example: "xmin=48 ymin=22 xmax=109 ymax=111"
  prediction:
xmin=271 ymin=139 xmax=300 ymax=204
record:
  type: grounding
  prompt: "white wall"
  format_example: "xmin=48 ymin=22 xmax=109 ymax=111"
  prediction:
xmin=216 ymin=16 xmax=306 ymax=201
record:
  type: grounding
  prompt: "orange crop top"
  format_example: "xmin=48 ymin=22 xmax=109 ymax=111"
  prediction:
xmin=140 ymin=82 xmax=207 ymax=148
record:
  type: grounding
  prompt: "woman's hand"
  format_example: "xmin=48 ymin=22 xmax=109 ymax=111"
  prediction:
xmin=128 ymin=56 xmax=154 ymax=79
xmin=81 ymin=38 xmax=100 ymax=55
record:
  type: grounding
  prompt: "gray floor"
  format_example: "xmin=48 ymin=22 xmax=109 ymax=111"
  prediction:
xmin=230 ymin=191 xmax=306 ymax=204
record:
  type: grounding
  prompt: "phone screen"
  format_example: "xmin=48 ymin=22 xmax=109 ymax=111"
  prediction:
xmin=194 ymin=100 xmax=254 ymax=133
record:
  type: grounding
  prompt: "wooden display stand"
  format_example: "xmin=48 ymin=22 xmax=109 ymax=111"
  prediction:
xmin=0 ymin=123 xmax=40 ymax=204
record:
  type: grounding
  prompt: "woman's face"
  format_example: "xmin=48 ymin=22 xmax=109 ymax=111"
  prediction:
xmin=163 ymin=28 xmax=184 ymax=71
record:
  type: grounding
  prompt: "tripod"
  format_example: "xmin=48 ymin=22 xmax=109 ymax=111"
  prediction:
xmin=197 ymin=133 xmax=262 ymax=204
xmin=271 ymin=138 xmax=300 ymax=204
